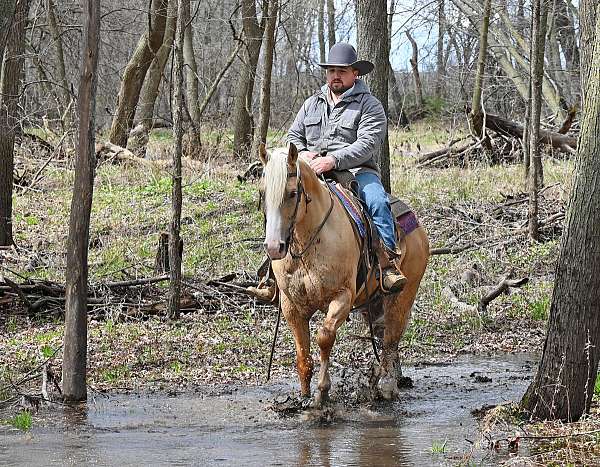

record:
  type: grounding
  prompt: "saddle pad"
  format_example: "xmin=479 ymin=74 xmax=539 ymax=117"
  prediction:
xmin=328 ymin=182 xmax=366 ymax=238
xmin=397 ymin=211 xmax=419 ymax=236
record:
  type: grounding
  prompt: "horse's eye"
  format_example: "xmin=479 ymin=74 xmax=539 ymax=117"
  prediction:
xmin=289 ymin=190 xmax=297 ymax=199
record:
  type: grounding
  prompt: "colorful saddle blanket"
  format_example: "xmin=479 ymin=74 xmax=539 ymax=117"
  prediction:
xmin=328 ymin=182 xmax=366 ymax=238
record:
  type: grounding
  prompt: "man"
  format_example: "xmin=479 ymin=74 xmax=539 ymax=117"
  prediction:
xmin=287 ymin=42 xmax=406 ymax=293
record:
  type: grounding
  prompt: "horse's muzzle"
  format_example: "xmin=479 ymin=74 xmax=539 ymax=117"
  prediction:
xmin=264 ymin=239 xmax=288 ymax=260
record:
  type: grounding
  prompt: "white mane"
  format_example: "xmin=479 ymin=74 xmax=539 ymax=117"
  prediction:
xmin=263 ymin=147 xmax=292 ymax=210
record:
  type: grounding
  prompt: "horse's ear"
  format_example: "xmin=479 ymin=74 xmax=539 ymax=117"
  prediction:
xmin=258 ymin=143 xmax=268 ymax=166
xmin=288 ymin=143 xmax=298 ymax=165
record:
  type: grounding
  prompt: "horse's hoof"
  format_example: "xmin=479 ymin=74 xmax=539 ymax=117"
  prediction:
xmin=300 ymin=395 xmax=313 ymax=410
xmin=313 ymin=390 xmax=330 ymax=408
xmin=377 ymin=374 xmax=400 ymax=400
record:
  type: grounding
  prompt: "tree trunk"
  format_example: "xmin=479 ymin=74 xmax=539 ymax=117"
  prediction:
xmin=167 ymin=0 xmax=185 ymax=320
xmin=251 ymin=0 xmax=278 ymax=158
xmin=544 ymin=0 xmax=572 ymax=109
xmin=555 ymin=0 xmax=579 ymax=71
xmin=0 ymin=0 xmax=28 ymax=247
xmin=131 ymin=0 xmax=178 ymax=155
xmin=521 ymin=8 xmax=600 ymax=422
xmin=468 ymin=0 xmax=492 ymax=139
xmin=357 ymin=0 xmax=390 ymax=192
xmin=317 ymin=0 xmax=326 ymax=63
xmin=232 ymin=0 xmax=264 ymax=157
xmin=0 ymin=0 xmax=16 ymax=61
xmin=47 ymin=0 xmax=72 ymax=130
xmin=326 ymin=0 xmax=335 ymax=48
xmin=436 ymin=0 xmax=446 ymax=97
xmin=108 ymin=0 xmax=168 ymax=148
xmin=387 ymin=1 xmax=403 ymax=121
xmin=62 ymin=0 xmax=100 ymax=402
xmin=528 ymin=0 xmax=549 ymax=240
xmin=388 ymin=62 xmax=405 ymax=123
xmin=182 ymin=0 xmax=201 ymax=154
xmin=580 ymin=0 xmax=597 ymax=98
xmin=405 ymin=31 xmax=424 ymax=109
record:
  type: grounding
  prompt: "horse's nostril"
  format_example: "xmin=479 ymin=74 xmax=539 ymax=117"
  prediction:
xmin=278 ymin=242 xmax=285 ymax=253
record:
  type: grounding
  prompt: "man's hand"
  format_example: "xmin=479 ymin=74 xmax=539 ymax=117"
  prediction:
xmin=309 ymin=155 xmax=336 ymax=175
xmin=299 ymin=151 xmax=320 ymax=161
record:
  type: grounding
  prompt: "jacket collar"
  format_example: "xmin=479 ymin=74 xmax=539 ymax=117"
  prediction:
xmin=316 ymin=78 xmax=370 ymax=103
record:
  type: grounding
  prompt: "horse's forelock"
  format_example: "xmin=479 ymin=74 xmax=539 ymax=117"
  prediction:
xmin=263 ymin=148 xmax=291 ymax=210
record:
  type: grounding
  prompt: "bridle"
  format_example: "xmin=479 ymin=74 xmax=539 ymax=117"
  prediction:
xmin=262 ymin=161 xmax=334 ymax=260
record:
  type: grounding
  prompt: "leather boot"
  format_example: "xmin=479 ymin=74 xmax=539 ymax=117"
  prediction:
xmin=377 ymin=243 xmax=407 ymax=293
xmin=247 ymin=279 xmax=277 ymax=302
xmin=246 ymin=258 xmax=277 ymax=302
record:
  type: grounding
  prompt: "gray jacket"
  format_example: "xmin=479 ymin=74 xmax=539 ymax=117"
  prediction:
xmin=288 ymin=79 xmax=386 ymax=176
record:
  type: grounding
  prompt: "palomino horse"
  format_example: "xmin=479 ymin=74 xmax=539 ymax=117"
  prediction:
xmin=259 ymin=144 xmax=429 ymax=405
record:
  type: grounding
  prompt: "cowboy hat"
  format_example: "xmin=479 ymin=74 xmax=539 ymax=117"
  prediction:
xmin=317 ymin=42 xmax=374 ymax=76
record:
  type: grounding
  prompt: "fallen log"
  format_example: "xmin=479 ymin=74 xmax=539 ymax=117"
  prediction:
xmin=95 ymin=142 xmax=154 ymax=167
xmin=485 ymin=113 xmax=577 ymax=153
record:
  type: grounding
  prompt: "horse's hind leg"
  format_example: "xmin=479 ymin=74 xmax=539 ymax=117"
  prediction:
xmin=377 ymin=230 xmax=428 ymax=399
xmin=315 ymin=289 xmax=354 ymax=407
xmin=377 ymin=283 xmax=419 ymax=399
xmin=282 ymin=303 xmax=313 ymax=398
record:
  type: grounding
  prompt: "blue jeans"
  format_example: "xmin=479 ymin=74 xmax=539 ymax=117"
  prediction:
xmin=355 ymin=172 xmax=396 ymax=250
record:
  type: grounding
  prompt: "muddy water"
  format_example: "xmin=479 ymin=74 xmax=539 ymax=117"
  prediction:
xmin=1 ymin=354 xmax=535 ymax=466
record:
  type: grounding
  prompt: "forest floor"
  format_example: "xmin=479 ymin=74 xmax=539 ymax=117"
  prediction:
xmin=1 ymin=119 xmax=599 ymax=465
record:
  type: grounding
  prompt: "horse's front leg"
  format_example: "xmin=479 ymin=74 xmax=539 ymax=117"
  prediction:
xmin=281 ymin=300 xmax=313 ymax=398
xmin=315 ymin=289 xmax=353 ymax=407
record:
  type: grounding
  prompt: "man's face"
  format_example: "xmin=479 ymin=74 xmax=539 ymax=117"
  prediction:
xmin=326 ymin=66 xmax=359 ymax=95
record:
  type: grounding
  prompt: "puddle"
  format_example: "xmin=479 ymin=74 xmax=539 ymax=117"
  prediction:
xmin=0 ymin=354 xmax=535 ymax=466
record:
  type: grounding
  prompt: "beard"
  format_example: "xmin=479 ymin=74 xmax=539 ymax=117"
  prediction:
xmin=329 ymin=81 xmax=352 ymax=96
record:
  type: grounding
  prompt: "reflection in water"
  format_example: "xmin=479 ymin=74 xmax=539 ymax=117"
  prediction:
xmin=294 ymin=419 xmax=409 ymax=467
xmin=61 ymin=402 xmax=90 ymax=466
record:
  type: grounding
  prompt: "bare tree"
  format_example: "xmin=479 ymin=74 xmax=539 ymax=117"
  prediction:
xmin=521 ymin=7 xmax=600 ymax=422
xmin=326 ymin=0 xmax=335 ymax=47
xmin=132 ymin=0 xmax=178 ymax=155
xmin=251 ymin=0 xmax=278 ymax=157
xmin=232 ymin=0 xmax=264 ymax=157
xmin=0 ymin=0 xmax=29 ymax=247
xmin=468 ymin=0 xmax=492 ymax=140
xmin=357 ymin=0 xmax=390 ymax=191
xmin=182 ymin=0 xmax=202 ymax=154
xmin=406 ymin=30 xmax=424 ymax=110
xmin=527 ymin=0 xmax=549 ymax=240
xmin=317 ymin=0 xmax=326 ymax=62
xmin=167 ymin=0 xmax=185 ymax=320
xmin=62 ymin=0 xmax=100 ymax=402
xmin=108 ymin=0 xmax=169 ymax=148
xmin=436 ymin=0 xmax=446 ymax=97
xmin=47 ymin=0 xmax=72 ymax=130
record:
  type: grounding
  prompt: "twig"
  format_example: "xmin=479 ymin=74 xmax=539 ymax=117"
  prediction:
xmin=103 ymin=275 xmax=169 ymax=288
xmin=2 ymin=277 xmax=31 ymax=307
xmin=479 ymin=271 xmax=529 ymax=313
xmin=20 ymin=131 xmax=69 ymax=195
